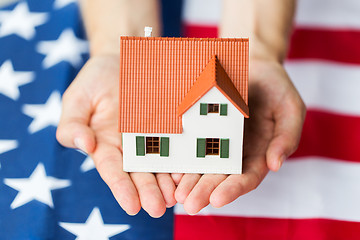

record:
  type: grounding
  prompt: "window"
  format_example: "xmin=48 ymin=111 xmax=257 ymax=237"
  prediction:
xmin=146 ymin=137 xmax=160 ymax=154
xmin=136 ymin=136 xmax=169 ymax=157
xmin=200 ymin=103 xmax=227 ymax=116
xmin=197 ymin=138 xmax=229 ymax=158
xmin=206 ymin=138 xmax=220 ymax=155
xmin=208 ymin=104 xmax=219 ymax=113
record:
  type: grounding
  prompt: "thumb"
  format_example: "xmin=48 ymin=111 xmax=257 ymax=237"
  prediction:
xmin=56 ymin=89 xmax=96 ymax=154
xmin=266 ymin=97 xmax=306 ymax=171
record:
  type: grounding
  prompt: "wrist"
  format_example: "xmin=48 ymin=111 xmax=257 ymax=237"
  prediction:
xmin=89 ymin=36 xmax=120 ymax=57
xmin=249 ymin=35 xmax=288 ymax=64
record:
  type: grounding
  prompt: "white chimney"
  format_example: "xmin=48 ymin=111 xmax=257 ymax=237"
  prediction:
xmin=144 ymin=26 xmax=153 ymax=37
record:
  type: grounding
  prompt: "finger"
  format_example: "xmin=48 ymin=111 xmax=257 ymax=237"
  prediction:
xmin=57 ymin=86 xmax=96 ymax=154
xmin=130 ymin=172 xmax=167 ymax=218
xmin=210 ymin=156 xmax=268 ymax=208
xmin=156 ymin=173 xmax=177 ymax=208
xmin=171 ymin=173 xmax=184 ymax=185
xmin=183 ymin=174 xmax=227 ymax=215
xmin=267 ymin=96 xmax=306 ymax=171
xmin=92 ymin=142 xmax=141 ymax=215
xmin=174 ymin=174 xmax=201 ymax=204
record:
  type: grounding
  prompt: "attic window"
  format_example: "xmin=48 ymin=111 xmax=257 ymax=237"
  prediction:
xmin=206 ymin=138 xmax=220 ymax=155
xmin=146 ymin=137 xmax=160 ymax=154
xmin=208 ymin=104 xmax=219 ymax=113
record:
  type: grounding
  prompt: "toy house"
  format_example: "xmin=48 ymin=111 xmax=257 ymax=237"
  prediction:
xmin=119 ymin=36 xmax=249 ymax=174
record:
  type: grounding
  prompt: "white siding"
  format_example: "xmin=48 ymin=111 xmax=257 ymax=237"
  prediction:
xmin=122 ymin=87 xmax=244 ymax=174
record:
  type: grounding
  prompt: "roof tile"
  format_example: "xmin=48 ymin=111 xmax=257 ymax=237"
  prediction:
xmin=119 ymin=37 xmax=249 ymax=133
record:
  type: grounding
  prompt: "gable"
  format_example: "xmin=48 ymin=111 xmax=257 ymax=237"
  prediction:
xmin=177 ymin=55 xmax=249 ymax=118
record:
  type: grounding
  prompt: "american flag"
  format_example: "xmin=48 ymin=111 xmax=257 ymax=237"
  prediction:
xmin=0 ymin=0 xmax=359 ymax=239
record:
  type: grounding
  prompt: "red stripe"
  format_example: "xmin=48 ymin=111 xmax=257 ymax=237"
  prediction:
xmin=174 ymin=215 xmax=360 ymax=240
xmin=290 ymin=109 xmax=360 ymax=162
xmin=288 ymin=28 xmax=360 ymax=64
xmin=184 ymin=25 xmax=360 ymax=65
xmin=182 ymin=24 xmax=218 ymax=38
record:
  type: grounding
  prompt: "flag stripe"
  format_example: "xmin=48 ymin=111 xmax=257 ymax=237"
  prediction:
xmin=286 ymin=61 xmax=360 ymax=116
xmin=183 ymin=26 xmax=360 ymax=66
xmin=175 ymin=157 xmax=360 ymax=221
xmin=295 ymin=0 xmax=360 ymax=29
xmin=182 ymin=0 xmax=360 ymax=30
xmin=291 ymin=110 xmax=360 ymax=162
xmin=174 ymin=215 xmax=360 ymax=240
xmin=288 ymin=28 xmax=360 ymax=64
xmin=182 ymin=0 xmax=221 ymax=26
xmin=182 ymin=24 xmax=218 ymax=38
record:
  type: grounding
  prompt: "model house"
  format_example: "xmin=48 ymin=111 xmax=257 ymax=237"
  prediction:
xmin=119 ymin=36 xmax=249 ymax=174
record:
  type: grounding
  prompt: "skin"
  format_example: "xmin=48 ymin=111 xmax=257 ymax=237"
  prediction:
xmin=56 ymin=0 xmax=305 ymax=217
xmin=174 ymin=59 xmax=305 ymax=214
xmin=173 ymin=0 xmax=306 ymax=214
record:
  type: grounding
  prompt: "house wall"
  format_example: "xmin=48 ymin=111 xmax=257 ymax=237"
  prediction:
xmin=122 ymin=87 xmax=244 ymax=174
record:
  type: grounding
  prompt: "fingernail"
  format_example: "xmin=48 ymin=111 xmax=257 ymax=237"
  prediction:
xmin=166 ymin=203 xmax=176 ymax=208
xmin=187 ymin=211 xmax=198 ymax=216
xmin=74 ymin=138 xmax=87 ymax=153
xmin=126 ymin=211 xmax=137 ymax=216
xmin=278 ymin=155 xmax=286 ymax=169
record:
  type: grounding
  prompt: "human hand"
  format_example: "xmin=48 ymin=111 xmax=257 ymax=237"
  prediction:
xmin=56 ymin=55 xmax=177 ymax=217
xmin=173 ymin=59 xmax=306 ymax=215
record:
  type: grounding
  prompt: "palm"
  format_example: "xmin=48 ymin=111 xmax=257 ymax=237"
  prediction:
xmin=58 ymin=56 xmax=304 ymax=217
xmin=175 ymin=59 xmax=305 ymax=214
xmin=58 ymin=55 xmax=176 ymax=217
xmin=243 ymin=60 xmax=290 ymax=178
xmin=87 ymin=57 xmax=121 ymax=149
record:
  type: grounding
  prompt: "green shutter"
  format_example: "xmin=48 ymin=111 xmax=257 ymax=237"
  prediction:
xmin=220 ymin=104 xmax=228 ymax=116
xmin=200 ymin=103 xmax=208 ymax=115
xmin=197 ymin=138 xmax=206 ymax=158
xmin=220 ymin=139 xmax=229 ymax=158
xmin=160 ymin=137 xmax=169 ymax=157
xmin=136 ymin=136 xmax=145 ymax=156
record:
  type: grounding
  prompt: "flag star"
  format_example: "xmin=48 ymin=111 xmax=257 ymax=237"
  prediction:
xmin=36 ymin=29 xmax=88 ymax=68
xmin=0 ymin=60 xmax=34 ymax=100
xmin=54 ymin=0 xmax=77 ymax=9
xmin=76 ymin=150 xmax=95 ymax=172
xmin=3 ymin=163 xmax=71 ymax=209
xmin=80 ymin=156 xmax=95 ymax=172
xmin=0 ymin=139 xmax=18 ymax=168
xmin=0 ymin=139 xmax=18 ymax=154
xmin=0 ymin=2 xmax=48 ymax=40
xmin=22 ymin=91 xmax=62 ymax=134
xmin=60 ymin=208 xmax=130 ymax=240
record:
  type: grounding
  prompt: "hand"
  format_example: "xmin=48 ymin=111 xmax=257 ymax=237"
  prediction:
xmin=173 ymin=59 xmax=306 ymax=215
xmin=56 ymin=55 xmax=177 ymax=217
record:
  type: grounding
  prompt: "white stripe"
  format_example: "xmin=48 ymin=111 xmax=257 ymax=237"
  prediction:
xmin=296 ymin=0 xmax=360 ymax=29
xmin=182 ymin=0 xmax=360 ymax=29
xmin=182 ymin=0 xmax=221 ymax=25
xmin=285 ymin=60 xmax=360 ymax=116
xmin=175 ymin=157 xmax=360 ymax=222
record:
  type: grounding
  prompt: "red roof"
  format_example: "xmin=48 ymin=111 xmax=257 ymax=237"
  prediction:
xmin=119 ymin=37 xmax=249 ymax=134
xmin=177 ymin=55 xmax=249 ymax=118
